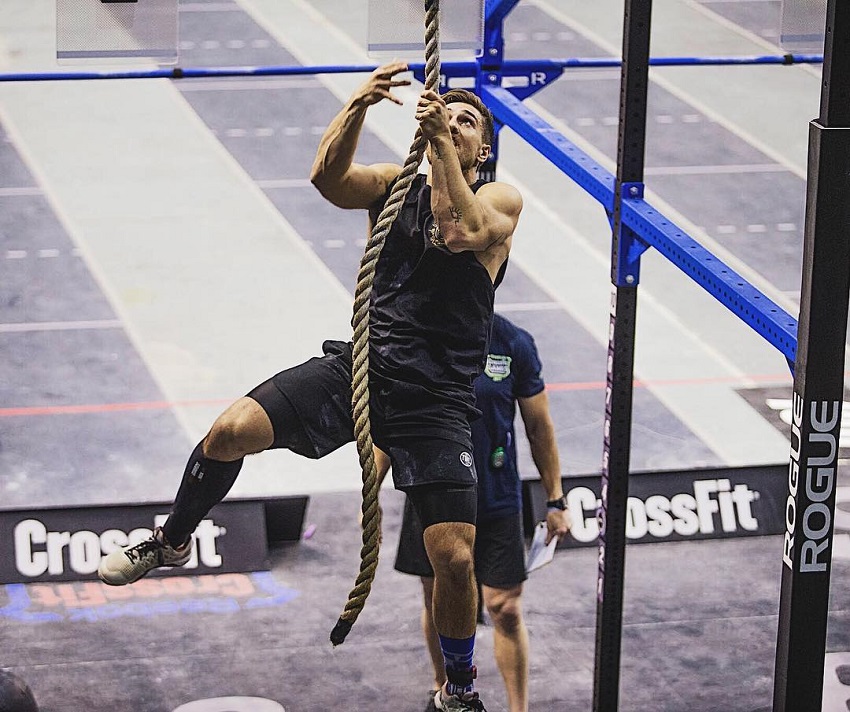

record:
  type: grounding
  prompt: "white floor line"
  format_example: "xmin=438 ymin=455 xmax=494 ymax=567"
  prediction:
xmin=0 ymin=319 xmax=123 ymax=333
xmin=644 ymin=163 xmax=789 ymax=176
xmin=0 ymin=186 xmax=42 ymax=196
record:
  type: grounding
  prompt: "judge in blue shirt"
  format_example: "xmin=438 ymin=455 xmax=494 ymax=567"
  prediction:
xmin=395 ymin=313 xmax=570 ymax=712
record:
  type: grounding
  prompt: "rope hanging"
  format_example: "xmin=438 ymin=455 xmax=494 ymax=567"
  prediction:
xmin=330 ymin=0 xmax=442 ymax=646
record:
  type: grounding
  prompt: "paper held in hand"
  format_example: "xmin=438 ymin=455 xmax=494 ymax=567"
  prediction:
xmin=526 ymin=521 xmax=558 ymax=574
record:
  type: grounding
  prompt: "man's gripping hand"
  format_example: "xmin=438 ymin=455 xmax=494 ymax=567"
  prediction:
xmin=415 ymin=89 xmax=451 ymax=140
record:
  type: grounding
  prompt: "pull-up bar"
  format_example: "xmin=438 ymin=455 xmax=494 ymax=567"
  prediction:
xmin=0 ymin=53 xmax=823 ymax=83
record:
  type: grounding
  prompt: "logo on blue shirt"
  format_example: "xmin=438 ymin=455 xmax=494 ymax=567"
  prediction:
xmin=484 ymin=354 xmax=512 ymax=382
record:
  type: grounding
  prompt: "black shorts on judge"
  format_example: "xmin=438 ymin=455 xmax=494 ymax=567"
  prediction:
xmin=246 ymin=340 xmax=477 ymax=491
xmin=395 ymin=497 xmax=528 ymax=588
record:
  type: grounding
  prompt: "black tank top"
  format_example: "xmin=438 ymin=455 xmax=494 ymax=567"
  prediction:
xmin=366 ymin=173 xmax=508 ymax=445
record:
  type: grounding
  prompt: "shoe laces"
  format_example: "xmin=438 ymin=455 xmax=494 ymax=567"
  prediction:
xmin=124 ymin=537 xmax=164 ymax=566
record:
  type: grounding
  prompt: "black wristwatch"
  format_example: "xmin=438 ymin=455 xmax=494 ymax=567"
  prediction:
xmin=546 ymin=495 xmax=567 ymax=511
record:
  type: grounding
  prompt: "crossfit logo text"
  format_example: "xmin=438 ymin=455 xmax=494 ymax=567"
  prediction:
xmin=570 ymin=478 xmax=759 ymax=544
xmin=14 ymin=516 xmax=224 ymax=578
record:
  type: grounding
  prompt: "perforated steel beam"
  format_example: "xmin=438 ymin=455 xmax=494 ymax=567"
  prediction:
xmin=480 ymin=84 xmax=799 ymax=362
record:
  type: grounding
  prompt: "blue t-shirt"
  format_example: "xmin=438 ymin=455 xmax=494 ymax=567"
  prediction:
xmin=473 ymin=314 xmax=545 ymax=520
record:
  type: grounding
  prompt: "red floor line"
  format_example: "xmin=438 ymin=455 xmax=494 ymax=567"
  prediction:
xmin=0 ymin=371 xmax=804 ymax=417
xmin=546 ymin=370 xmax=796 ymax=392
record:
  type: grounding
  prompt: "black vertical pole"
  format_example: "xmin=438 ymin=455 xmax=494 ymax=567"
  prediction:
xmin=773 ymin=1 xmax=850 ymax=710
xmin=593 ymin=2 xmax=652 ymax=711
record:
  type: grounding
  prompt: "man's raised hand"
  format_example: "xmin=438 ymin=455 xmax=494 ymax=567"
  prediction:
xmin=354 ymin=61 xmax=411 ymax=107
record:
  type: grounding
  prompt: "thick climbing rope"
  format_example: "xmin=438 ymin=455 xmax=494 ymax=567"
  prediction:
xmin=330 ymin=0 xmax=441 ymax=646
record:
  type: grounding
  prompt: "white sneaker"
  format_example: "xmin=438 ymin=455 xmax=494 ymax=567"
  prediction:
xmin=98 ymin=527 xmax=192 ymax=586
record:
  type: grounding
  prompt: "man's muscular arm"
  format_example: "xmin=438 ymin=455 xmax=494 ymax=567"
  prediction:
xmin=434 ymin=176 xmax=522 ymax=253
xmin=310 ymin=62 xmax=408 ymax=209
xmin=416 ymin=90 xmax=522 ymax=253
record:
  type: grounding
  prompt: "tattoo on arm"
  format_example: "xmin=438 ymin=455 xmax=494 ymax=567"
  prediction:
xmin=449 ymin=206 xmax=462 ymax=225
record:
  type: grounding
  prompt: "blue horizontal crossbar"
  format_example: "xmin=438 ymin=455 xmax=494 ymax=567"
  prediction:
xmin=0 ymin=54 xmax=824 ymax=83
xmin=0 ymin=64 xmax=384 ymax=82
xmin=480 ymin=84 xmax=799 ymax=363
xmin=503 ymin=54 xmax=823 ymax=71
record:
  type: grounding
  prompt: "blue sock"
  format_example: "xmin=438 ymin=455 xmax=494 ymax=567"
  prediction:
xmin=439 ymin=633 xmax=476 ymax=696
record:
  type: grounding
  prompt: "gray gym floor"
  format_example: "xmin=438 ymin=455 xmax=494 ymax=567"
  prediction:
xmin=1 ymin=0 xmax=848 ymax=710
xmin=7 ymin=487 xmax=850 ymax=712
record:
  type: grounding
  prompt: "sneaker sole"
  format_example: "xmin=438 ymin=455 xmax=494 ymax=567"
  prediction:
xmin=97 ymin=556 xmax=192 ymax=586
xmin=97 ymin=568 xmax=151 ymax=586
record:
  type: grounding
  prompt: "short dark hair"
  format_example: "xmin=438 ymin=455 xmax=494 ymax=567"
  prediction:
xmin=442 ymin=88 xmax=494 ymax=147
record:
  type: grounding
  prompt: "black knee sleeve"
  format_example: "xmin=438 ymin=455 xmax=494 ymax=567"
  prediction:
xmin=162 ymin=441 xmax=243 ymax=546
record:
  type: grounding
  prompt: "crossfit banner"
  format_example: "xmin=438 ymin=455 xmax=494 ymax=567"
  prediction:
xmin=0 ymin=496 xmax=307 ymax=584
xmin=523 ymin=464 xmax=787 ymax=547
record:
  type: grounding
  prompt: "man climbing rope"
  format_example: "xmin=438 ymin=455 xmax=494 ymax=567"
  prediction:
xmin=97 ymin=62 xmax=522 ymax=711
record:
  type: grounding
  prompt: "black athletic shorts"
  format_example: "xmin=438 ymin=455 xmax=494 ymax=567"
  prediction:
xmin=247 ymin=340 xmax=360 ymax=459
xmin=394 ymin=496 xmax=528 ymax=588
xmin=246 ymin=340 xmax=477 ymax=490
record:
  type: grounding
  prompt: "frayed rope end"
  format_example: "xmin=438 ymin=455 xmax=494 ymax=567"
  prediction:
xmin=330 ymin=617 xmax=353 ymax=647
